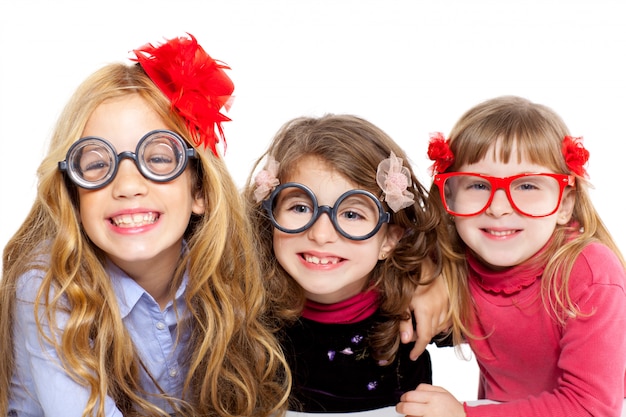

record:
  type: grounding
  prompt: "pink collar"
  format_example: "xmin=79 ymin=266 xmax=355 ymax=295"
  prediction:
xmin=302 ymin=289 xmax=379 ymax=324
xmin=467 ymin=250 xmax=545 ymax=295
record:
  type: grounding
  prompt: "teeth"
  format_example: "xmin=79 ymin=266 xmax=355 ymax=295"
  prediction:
xmin=488 ymin=229 xmax=516 ymax=237
xmin=111 ymin=212 xmax=158 ymax=228
xmin=304 ymin=255 xmax=340 ymax=265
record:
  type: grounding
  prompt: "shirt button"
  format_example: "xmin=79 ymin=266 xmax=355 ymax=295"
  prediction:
xmin=156 ymin=322 xmax=166 ymax=330
xmin=169 ymin=368 xmax=178 ymax=377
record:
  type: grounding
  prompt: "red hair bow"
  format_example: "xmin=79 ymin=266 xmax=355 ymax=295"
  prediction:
xmin=132 ymin=34 xmax=234 ymax=157
xmin=427 ymin=132 xmax=454 ymax=175
xmin=562 ymin=136 xmax=589 ymax=178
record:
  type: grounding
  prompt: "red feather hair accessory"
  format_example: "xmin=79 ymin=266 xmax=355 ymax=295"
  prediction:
xmin=562 ymin=135 xmax=589 ymax=178
xmin=132 ymin=34 xmax=234 ymax=157
xmin=427 ymin=132 xmax=455 ymax=175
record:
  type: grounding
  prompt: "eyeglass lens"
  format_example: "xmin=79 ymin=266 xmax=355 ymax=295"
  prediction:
xmin=61 ymin=130 xmax=192 ymax=189
xmin=268 ymin=184 xmax=386 ymax=240
xmin=443 ymin=174 xmax=563 ymax=217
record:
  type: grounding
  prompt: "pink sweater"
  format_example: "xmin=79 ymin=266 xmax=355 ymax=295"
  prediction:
xmin=464 ymin=242 xmax=626 ymax=417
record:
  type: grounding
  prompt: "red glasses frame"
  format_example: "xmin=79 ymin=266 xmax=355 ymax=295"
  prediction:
xmin=433 ymin=172 xmax=575 ymax=217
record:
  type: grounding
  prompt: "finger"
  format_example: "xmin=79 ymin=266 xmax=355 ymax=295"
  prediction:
xmin=416 ymin=383 xmax=447 ymax=393
xmin=396 ymin=401 xmax=426 ymax=417
xmin=399 ymin=388 xmax=430 ymax=403
xmin=399 ymin=310 xmax=416 ymax=343
xmin=436 ymin=311 xmax=452 ymax=334
xmin=410 ymin=316 xmax=433 ymax=360
xmin=410 ymin=336 xmax=428 ymax=361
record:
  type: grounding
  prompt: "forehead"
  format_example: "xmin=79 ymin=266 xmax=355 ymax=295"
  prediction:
xmin=462 ymin=141 xmax=556 ymax=175
xmin=285 ymin=155 xmax=360 ymax=202
xmin=82 ymin=95 xmax=168 ymax=151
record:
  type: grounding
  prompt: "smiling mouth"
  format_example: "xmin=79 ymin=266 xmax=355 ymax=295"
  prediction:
xmin=302 ymin=254 xmax=343 ymax=265
xmin=110 ymin=212 xmax=159 ymax=228
xmin=483 ymin=229 xmax=518 ymax=237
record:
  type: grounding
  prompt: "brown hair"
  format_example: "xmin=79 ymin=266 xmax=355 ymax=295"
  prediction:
xmin=243 ymin=114 xmax=463 ymax=362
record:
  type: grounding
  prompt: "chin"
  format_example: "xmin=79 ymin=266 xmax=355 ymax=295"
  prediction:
xmin=476 ymin=254 xmax=519 ymax=269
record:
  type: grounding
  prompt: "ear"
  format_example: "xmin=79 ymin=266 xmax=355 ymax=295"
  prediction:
xmin=191 ymin=190 xmax=206 ymax=215
xmin=556 ymin=187 xmax=575 ymax=225
xmin=379 ymin=224 xmax=404 ymax=260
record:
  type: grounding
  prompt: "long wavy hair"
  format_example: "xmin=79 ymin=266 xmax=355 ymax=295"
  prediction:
xmin=431 ymin=95 xmax=626 ymax=331
xmin=1 ymin=63 xmax=290 ymax=417
xmin=243 ymin=114 xmax=465 ymax=363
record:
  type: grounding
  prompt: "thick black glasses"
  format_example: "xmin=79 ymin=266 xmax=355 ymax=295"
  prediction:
xmin=58 ymin=130 xmax=197 ymax=189
xmin=434 ymin=172 xmax=575 ymax=217
xmin=262 ymin=182 xmax=391 ymax=241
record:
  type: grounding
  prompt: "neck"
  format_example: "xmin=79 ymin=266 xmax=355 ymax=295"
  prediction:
xmin=109 ymin=244 xmax=183 ymax=310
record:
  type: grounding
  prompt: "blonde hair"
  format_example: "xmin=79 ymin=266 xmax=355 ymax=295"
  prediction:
xmin=433 ymin=95 xmax=626 ymax=332
xmin=243 ymin=114 xmax=465 ymax=362
xmin=1 ymin=63 xmax=290 ymax=417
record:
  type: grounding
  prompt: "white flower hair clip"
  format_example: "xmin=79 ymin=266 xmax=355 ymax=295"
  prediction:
xmin=253 ymin=156 xmax=280 ymax=202
xmin=376 ymin=151 xmax=414 ymax=212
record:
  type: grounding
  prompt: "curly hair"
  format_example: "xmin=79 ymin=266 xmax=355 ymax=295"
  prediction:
xmin=1 ymin=63 xmax=290 ymax=417
xmin=243 ymin=114 xmax=465 ymax=363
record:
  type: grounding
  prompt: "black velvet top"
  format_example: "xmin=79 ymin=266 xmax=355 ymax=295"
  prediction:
xmin=281 ymin=311 xmax=432 ymax=413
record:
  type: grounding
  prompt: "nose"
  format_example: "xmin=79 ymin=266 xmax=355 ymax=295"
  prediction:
xmin=485 ymin=188 xmax=513 ymax=217
xmin=306 ymin=211 xmax=339 ymax=244
xmin=111 ymin=159 xmax=149 ymax=198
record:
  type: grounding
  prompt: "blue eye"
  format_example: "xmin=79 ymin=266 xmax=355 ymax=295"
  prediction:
xmin=468 ymin=181 xmax=490 ymax=191
xmin=147 ymin=155 xmax=173 ymax=164
xmin=339 ymin=210 xmax=363 ymax=221
xmin=518 ymin=183 xmax=539 ymax=191
xmin=291 ymin=204 xmax=311 ymax=214
xmin=83 ymin=160 xmax=109 ymax=172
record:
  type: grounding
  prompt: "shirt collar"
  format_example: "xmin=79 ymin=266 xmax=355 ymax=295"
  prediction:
xmin=106 ymin=247 xmax=189 ymax=318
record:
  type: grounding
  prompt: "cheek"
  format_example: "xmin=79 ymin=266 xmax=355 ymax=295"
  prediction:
xmin=271 ymin=232 xmax=301 ymax=277
xmin=272 ymin=231 xmax=289 ymax=258
xmin=77 ymin=190 xmax=96 ymax=224
xmin=534 ymin=216 xmax=560 ymax=237
xmin=168 ymin=172 xmax=204 ymax=215
xmin=76 ymin=194 xmax=99 ymax=239
xmin=452 ymin=217 xmax=472 ymax=241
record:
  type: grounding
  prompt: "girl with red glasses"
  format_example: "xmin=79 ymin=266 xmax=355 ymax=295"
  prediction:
xmin=397 ymin=95 xmax=626 ymax=417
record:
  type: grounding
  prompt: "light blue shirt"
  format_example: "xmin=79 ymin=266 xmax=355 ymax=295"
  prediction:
xmin=9 ymin=260 xmax=190 ymax=417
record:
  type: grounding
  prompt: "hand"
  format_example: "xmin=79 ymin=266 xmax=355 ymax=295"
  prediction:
xmin=399 ymin=265 xmax=451 ymax=360
xmin=396 ymin=383 xmax=465 ymax=417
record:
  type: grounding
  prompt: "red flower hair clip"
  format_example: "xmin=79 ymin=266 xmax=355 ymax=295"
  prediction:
xmin=562 ymin=136 xmax=589 ymax=178
xmin=132 ymin=34 xmax=234 ymax=157
xmin=427 ymin=132 xmax=454 ymax=175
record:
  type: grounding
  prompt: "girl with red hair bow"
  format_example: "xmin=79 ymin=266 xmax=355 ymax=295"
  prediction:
xmin=397 ymin=95 xmax=626 ymax=417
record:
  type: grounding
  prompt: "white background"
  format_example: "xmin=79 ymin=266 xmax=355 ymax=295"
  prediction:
xmin=1 ymin=0 xmax=624 ymax=403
